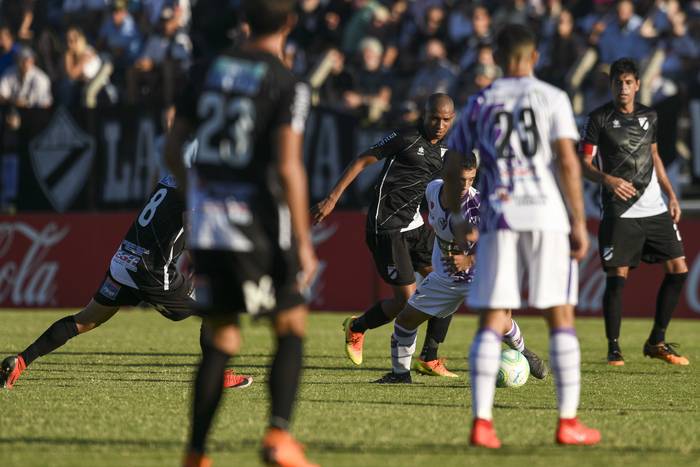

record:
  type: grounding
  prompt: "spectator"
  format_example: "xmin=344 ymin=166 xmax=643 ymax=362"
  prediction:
xmin=97 ymin=0 xmax=142 ymax=77
xmin=126 ymin=6 xmax=191 ymax=106
xmin=458 ymin=5 xmax=493 ymax=71
xmin=0 ymin=47 xmax=53 ymax=108
xmin=344 ymin=37 xmax=391 ymax=122
xmin=1 ymin=0 xmax=35 ymax=41
xmin=59 ymin=26 xmax=103 ymax=105
xmin=537 ymin=9 xmax=584 ymax=89
xmin=0 ymin=25 xmax=20 ymax=77
xmin=407 ymin=39 xmax=457 ymax=106
xmin=595 ymin=0 xmax=651 ymax=64
xmin=62 ymin=0 xmax=109 ymax=40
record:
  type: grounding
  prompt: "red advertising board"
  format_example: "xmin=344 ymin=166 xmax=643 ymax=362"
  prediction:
xmin=2 ymin=212 xmax=700 ymax=318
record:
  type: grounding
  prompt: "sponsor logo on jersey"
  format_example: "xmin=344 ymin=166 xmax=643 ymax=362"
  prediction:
xmin=207 ymin=57 xmax=268 ymax=95
xmin=417 ymin=146 xmax=425 ymax=155
xmin=602 ymin=246 xmax=614 ymax=261
xmin=114 ymin=249 xmax=141 ymax=271
xmin=612 ymin=119 xmax=621 ymax=128
xmin=28 ymin=108 xmax=95 ymax=212
xmin=638 ymin=117 xmax=649 ymax=130
xmin=99 ymin=276 xmax=121 ymax=300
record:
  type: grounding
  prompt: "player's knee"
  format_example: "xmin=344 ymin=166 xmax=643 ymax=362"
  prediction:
xmin=665 ymin=258 xmax=688 ymax=275
xmin=274 ymin=305 xmax=308 ymax=337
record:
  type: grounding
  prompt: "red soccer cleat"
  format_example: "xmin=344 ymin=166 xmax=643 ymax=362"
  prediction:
xmin=470 ymin=418 xmax=501 ymax=449
xmin=556 ymin=418 xmax=601 ymax=445
xmin=261 ymin=428 xmax=319 ymax=467
xmin=182 ymin=452 xmax=212 ymax=467
xmin=223 ymin=370 xmax=253 ymax=389
xmin=0 ymin=355 xmax=26 ymax=389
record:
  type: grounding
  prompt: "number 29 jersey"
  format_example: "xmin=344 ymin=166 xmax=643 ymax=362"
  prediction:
xmin=448 ymin=77 xmax=579 ymax=234
xmin=176 ymin=48 xmax=310 ymax=251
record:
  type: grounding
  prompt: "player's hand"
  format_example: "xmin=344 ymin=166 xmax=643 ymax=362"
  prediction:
xmin=297 ymin=241 xmax=319 ymax=292
xmin=569 ymin=221 xmax=589 ymax=261
xmin=441 ymin=254 xmax=474 ymax=274
xmin=452 ymin=218 xmax=478 ymax=250
xmin=311 ymin=197 xmax=336 ymax=225
xmin=604 ymin=175 xmax=637 ymax=201
xmin=668 ymin=197 xmax=681 ymax=223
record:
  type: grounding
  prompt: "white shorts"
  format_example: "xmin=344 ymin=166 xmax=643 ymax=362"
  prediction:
xmin=467 ymin=230 xmax=578 ymax=310
xmin=408 ymin=272 xmax=471 ymax=318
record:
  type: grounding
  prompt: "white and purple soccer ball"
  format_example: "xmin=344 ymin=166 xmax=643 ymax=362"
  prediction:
xmin=496 ymin=349 xmax=530 ymax=388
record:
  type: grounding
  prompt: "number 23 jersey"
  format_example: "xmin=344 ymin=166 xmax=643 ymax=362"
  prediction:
xmin=176 ymin=48 xmax=310 ymax=251
xmin=448 ymin=77 xmax=578 ymax=233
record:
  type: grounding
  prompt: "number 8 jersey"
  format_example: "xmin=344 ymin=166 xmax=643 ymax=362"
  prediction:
xmin=176 ymin=48 xmax=310 ymax=251
xmin=448 ymin=77 xmax=579 ymax=233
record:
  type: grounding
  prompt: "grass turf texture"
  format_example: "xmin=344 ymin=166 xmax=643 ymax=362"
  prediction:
xmin=0 ymin=310 xmax=698 ymax=467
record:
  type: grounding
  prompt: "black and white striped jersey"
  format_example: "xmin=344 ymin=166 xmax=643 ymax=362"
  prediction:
xmin=365 ymin=126 xmax=447 ymax=234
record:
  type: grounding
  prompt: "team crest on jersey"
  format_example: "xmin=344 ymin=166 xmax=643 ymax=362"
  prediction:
xmin=602 ymin=246 xmax=614 ymax=261
xmin=417 ymin=146 xmax=425 ymax=155
xmin=387 ymin=264 xmax=399 ymax=280
xmin=612 ymin=119 xmax=621 ymax=128
xmin=99 ymin=276 xmax=121 ymax=300
xmin=638 ymin=117 xmax=649 ymax=130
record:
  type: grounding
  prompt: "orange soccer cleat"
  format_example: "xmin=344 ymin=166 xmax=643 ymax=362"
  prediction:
xmin=414 ymin=358 xmax=458 ymax=378
xmin=223 ymin=370 xmax=253 ymax=389
xmin=470 ymin=418 xmax=501 ymax=449
xmin=643 ymin=341 xmax=689 ymax=365
xmin=182 ymin=452 xmax=212 ymax=467
xmin=343 ymin=316 xmax=365 ymax=365
xmin=556 ymin=418 xmax=601 ymax=446
xmin=0 ymin=355 xmax=26 ymax=389
xmin=261 ymin=428 xmax=319 ymax=467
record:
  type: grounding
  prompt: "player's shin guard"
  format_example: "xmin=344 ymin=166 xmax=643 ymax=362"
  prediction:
xmin=190 ymin=344 xmax=231 ymax=453
xmin=602 ymin=276 xmax=625 ymax=341
xmin=502 ymin=319 xmax=525 ymax=352
xmin=391 ymin=323 xmax=417 ymax=374
xmin=420 ymin=314 xmax=452 ymax=361
xmin=469 ymin=328 xmax=501 ymax=420
xmin=351 ymin=302 xmax=391 ymax=333
xmin=269 ymin=334 xmax=303 ymax=431
xmin=20 ymin=316 xmax=79 ymax=366
xmin=649 ymin=272 xmax=687 ymax=345
xmin=550 ymin=329 xmax=580 ymax=419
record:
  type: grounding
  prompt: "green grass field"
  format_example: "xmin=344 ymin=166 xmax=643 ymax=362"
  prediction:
xmin=0 ymin=310 xmax=698 ymax=467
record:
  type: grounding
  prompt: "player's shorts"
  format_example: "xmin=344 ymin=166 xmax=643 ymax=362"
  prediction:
xmin=467 ymin=230 xmax=578 ymax=310
xmin=598 ymin=212 xmax=685 ymax=269
xmin=408 ymin=272 xmax=470 ymax=319
xmin=93 ymin=269 xmax=196 ymax=321
xmin=366 ymin=224 xmax=434 ymax=286
xmin=192 ymin=247 xmax=305 ymax=321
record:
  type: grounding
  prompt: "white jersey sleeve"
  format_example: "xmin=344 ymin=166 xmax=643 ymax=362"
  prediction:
xmin=550 ymin=89 xmax=579 ymax=142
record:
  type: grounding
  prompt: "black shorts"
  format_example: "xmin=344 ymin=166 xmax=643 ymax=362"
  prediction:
xmin=93 ymin=270 xmax=196 ymax=321
xmin=366 ymin=224 xmax=434 ymax=286
xmin=192 ymin=247 xmax=305 ymax=319
xmin=598 ymin=212 xmax=685 ymax=269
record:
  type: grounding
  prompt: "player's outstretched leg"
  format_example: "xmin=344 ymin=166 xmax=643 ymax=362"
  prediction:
xmin=643 ymin=271 xmax=689 ymax=365
xmin=415 ymin=314 xmax=458 ymax=378
xmin=262 ymin=305 xmax=318 ymax=467
xmin=502 ymin=317 xmax=548 ymax=379
xmin=1 ymin=300 xmax=118 ymax=389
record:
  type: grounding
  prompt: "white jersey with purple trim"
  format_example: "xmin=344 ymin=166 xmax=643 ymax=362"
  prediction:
xmin=448 ymin=76 xmax=578 ymax=233
xmin=425 ymin=179 xmax=480 ymax=283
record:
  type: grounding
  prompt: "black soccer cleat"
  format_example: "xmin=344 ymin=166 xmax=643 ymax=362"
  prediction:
xmin=373 ymin=371 xmax=412 ymax=384
xmin=607 ymin=340 xmax=625 ymax=366
xmin=521 ymin=348 xmax=548 ymax=379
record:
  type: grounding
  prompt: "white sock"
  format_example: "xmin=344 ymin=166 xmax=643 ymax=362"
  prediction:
xmin=469 ymin=328 xmax=502 ymax=420
xmin=391 ymin=323 xmax=417 ymax=374
xmin=503 ymin=319 xmax=525 ymax=352
xmin=550 ymin=329 xmax=581 ymax=419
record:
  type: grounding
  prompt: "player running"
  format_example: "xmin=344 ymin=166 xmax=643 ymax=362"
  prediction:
xmin=375 ymin=151 xmax=548 ymax=383
xmin=165 ymin=1 xmax=318 ymax=466
xmin=313 ymin=93 xmax=460 ymax=377
xmin=580 ymin=58 xmax=689 ymax=366
xmin=0 ymin=171 xmax=252 ymax=391
xmin=448 ymin=24 xmax=600 ymax=448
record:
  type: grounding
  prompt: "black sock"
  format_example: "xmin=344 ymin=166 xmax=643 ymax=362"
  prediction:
xmin=20 ymin=316 xmax=79 ymax=366
xmin=199 ymin=322 xmax=211 ymax=355
xmin=602 ymin=276 xmax=626 ymax=341
xmin=420 ymin=314 xmax=453 ymax=361
xmin=189 ymin=344 xmax=230 ymax=454
xmin=649 ymin=272 xmax=687 ymax=345
xmin=350 ymin=302 xmax=391 ymax=333
xmin=269 ymin=334 xmax=303 ymax=431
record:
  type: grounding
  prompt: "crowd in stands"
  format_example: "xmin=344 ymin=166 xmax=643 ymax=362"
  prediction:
xmin=0 ymin=0 xmax=698 ymax=130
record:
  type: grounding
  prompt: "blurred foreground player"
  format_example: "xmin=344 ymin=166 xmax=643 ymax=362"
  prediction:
xmin=0 ymin=170 xmax=252 ymax=391
xmin=580 ymin=58 xmax=689 ymax=366
xmin=165 ymin=1 xmax=318 ymax=466
xmin=313 ymin=93 xmax=459 ymax=377
xmin=376 ymin=151 xmax=548 ymax=383
xmin=448 ymin=24 xmax=600 ymax=448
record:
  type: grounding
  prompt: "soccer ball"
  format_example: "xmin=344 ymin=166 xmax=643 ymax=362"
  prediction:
xmin=496 ymin=349 xmax=530 ymax=388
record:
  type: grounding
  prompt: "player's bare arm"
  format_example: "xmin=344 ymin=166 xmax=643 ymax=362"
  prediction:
xmin=555 ymin=138 xmax=589 ymax=261
xmin=278 ymin=124 xmax=318 ymax=288
xmin=651 ymin=143 xmax=681 ymax=223
xmin=164 ymin=117 xmax=194 ymax=193
xmin=441 ymin=253 xmax=475 ymax=275
xmin=580 ymin=149 xmax=636 ymax=202
xmin=311 ymin=153 xmax=379 ymax=224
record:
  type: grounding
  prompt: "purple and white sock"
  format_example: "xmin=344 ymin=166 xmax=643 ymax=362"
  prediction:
xmin=550 ymin=328 xmax=581 ymax=419
xmin=391 ymin=323 xmax=417 ymax=374
xmin=503 ymin=319 xmax=525 ymax=352
xmin=469 ymin=328 xmax=502 ymax=420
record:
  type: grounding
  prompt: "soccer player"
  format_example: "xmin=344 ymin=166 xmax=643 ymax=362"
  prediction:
xmin=165 ymin=1 xmax=318 ymax=466
xmin=580 ymin=58 xmax=689 ymax=366
xmin=313 ymin=93 xmax=460 ymax=377
xmin=376 ymin=150 xmax=548 ymax=383
xmin=0 ymin=172 xmax=252 ymax=391
xmin=448 ymin=24 xmax=600 ymax=447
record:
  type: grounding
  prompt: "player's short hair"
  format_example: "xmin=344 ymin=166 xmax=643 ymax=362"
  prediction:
xmin=462 ymin=151 xmax=478 ymax=170
xmin=609 ymin=58 xmax=639 ymax=82
xmin=494 ymin=24 xmax=537 ymax=61
xmin=243 ymin=0 xmax=295 ymax=36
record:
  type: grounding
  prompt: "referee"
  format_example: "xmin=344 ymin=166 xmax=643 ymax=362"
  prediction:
xmin=580 ymin=58 xmax=689 ymax=366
